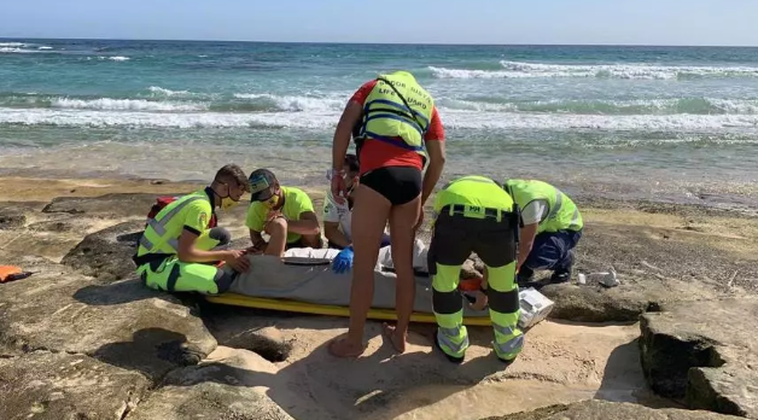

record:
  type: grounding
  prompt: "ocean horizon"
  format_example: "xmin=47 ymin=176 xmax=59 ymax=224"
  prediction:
xmin=5 ymin=36 xmax=758 ymax=48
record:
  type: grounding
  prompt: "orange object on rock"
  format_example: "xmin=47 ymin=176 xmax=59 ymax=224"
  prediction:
xmin=0 ymin=266 xmax=33 ymax=283
xmin=459 ymin=277 xmax=482 ymax=291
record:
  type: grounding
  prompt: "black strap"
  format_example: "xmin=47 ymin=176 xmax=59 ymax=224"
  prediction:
xmin=165 ymin=263 xmax=182 ymax=292
xmin=132 ymin=252 xmax=172 ymax=267
xmin=375 ymin=77 xmax=427 ymax=132
xmin=502 ymin=180 xmax=523 ymax=245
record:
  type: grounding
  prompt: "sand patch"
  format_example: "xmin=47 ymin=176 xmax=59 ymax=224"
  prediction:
xmin=202 ymin=316 xmax=667 ymax=420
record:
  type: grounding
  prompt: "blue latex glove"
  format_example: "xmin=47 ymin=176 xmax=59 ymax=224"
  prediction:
xmin=332 ymin=246 xmax=354 ymax=274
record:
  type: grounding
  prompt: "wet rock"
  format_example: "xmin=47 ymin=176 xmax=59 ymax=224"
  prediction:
xmin=0 ymin=351 xmax=150 ymax=420
xmin=640 ymin=298 xmax=758 ymax=418
xmin=576 ymin=219 xmax=758 ymax=292
xmin=482 ymin=400 xmax=743 ymax=420
xmin=0 ymin=257 xmax=217 ymax=381
xmin=127 ymin=349 xmax=294 ymax=420
xmin=0 ymin=210 xmax=25 ymax=230
xmin=61 ymin=220 xmax=144 ymax=282
xmin=42 ymin=193 xmax=175 ymax=218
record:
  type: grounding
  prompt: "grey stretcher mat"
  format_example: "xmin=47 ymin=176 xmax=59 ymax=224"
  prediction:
xmin=226 ymin=254 xmax=488 ymax=317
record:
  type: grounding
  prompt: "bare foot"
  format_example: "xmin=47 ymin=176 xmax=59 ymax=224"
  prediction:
xmin=382 ymin=323 xmax=407 ymax=354
xmin=328 ymin=335 xmax=366 ymax=358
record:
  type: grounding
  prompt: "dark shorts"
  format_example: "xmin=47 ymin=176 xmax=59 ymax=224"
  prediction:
xmin=360 ymin=166 xmax=422 ymax=206
xmin=428 ymin=207 xmax=519 ymax=272
xmin=285 ymin=235 xmax=323 ymax=250
xmin=523 ymin=229 xmax=582 ymax=272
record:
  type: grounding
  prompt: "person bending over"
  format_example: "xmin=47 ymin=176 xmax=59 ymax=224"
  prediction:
xmin=504 ymin=179 xmax=583 ymax=285
xmin=328 ymin=70 xmax=446 ymax=357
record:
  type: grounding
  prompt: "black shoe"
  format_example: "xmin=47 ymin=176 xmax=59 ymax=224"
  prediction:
xmin=550 ymin=269 xmax=571 ymax=284
xmin=517 ymin=266 xmax=534 ymax=285
xmin=432 ymin=329 xmax=464 ymax=364
xmin=550 ymin=252 xmax=574 ymax=283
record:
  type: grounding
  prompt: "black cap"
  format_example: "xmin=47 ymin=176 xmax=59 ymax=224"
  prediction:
xmin=248 ymin=168 xmax=278 ymax=202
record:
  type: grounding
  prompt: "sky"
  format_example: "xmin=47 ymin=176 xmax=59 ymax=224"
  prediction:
xmin=2 ymin=0 xmax=758 ymax=46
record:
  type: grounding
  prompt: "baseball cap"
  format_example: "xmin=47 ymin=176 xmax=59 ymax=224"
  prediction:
xmin=248 ymin=168 xmax=278 ymax=202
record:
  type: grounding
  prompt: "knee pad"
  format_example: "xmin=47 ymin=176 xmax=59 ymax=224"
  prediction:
xmin=214 ymin=269 xmax=237 ymax=293
xmin=209 ymin=227 xmax=232 ymax=245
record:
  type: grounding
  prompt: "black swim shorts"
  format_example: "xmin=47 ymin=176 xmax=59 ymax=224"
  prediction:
xmin=359 ymin=166 xmax=422 ymax=206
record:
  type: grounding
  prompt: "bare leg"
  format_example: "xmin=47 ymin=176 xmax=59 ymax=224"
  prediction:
xmin=263 ymin=218 xmax=288 ymax=257
xmin=329 ymin=185 xmax=392 ymax=358
xmin=382 ymin=195 xmax=421 ymax=353
xmin=299 ymin=233 xmax=322 ymax=248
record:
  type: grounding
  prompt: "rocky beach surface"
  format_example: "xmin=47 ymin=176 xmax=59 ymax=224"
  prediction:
xmin=1 ymin=175 xmax=756 ymax=420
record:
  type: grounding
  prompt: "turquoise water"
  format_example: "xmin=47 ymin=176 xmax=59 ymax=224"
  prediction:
xmin=2 ymin=39 xmax=758 ymax=203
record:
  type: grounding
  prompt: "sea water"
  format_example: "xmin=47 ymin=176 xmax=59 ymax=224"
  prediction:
xmin=2 ymin=39 xmax=758 ymax=206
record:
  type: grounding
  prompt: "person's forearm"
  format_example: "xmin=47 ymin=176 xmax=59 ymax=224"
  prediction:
xmin=287 ymin=220 xmax=321 ymax=235
xmin=325 ymin=226 xmax=351 ymax=248
xmin=517 ymin=240 xmax=533 ymax=270
xmin=421 ymin=160 xmax=444 ymax=206
xmin=332 ymin=113 xmax=353 ymax=170
xmin=250 ymin=231 xmax=267 ymax=249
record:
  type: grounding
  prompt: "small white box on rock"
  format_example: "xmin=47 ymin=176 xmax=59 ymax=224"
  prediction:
xmin=518 ymin=287 xmax=555 ymax=329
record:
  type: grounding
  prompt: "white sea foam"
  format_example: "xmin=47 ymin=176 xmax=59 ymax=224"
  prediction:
xmin=148 ymin=86 xmax=192 ymax=97
xmin=50 ymin=98 xmax=206 ymax=112
xmin=436 ymin=97 xmax=758 ymax=115
xmin=0 ymin=47 xmax=36 ymax=53
xmin=0 ymin=43 xmax=55 ymax=53
xmin=429 ymin=61 xmax=758 ymax=80
xmin=233 ymin=93 xmax=346 ymax=112
xmin=96 ymin=56 xmax=131 ymax=61
xmin=4 ymin=107 xmax=758 ymax=132
xmin=0 ymin=108 xmax=337 ymax=129
xmin=441 ymin=110 xmax=758 ymax=131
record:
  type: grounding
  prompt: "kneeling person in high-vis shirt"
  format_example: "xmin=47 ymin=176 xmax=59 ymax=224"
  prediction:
xmin=133 ymin=164 xmax=252 ymax=295
xmin=247 ymin=169 xmax=322 ymax=257
xmin=428 ymin=175 xmax=524 ymax=364
xmin=504 ymin=179 xmax=583 ymax=285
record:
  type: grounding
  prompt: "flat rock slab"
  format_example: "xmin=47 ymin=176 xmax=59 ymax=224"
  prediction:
xmin=481 ymin=400 xmax=743 ymax=420
xmin=127 ymin=349 xmax=293 ymax=420
xmin=126 ymin=381 xmax=294 ymax=420
xmin=61 ymin=220 xmax=145 ymax=282
xmin=540 ymin=273 xmax=722 ymax=323
xmin=0 ymin=256 xmax=217 ymax=380
xmin=0 ymin=351 xmax=150 ymax=420
xmin=640 ymin=298 xmax=758 ymax=418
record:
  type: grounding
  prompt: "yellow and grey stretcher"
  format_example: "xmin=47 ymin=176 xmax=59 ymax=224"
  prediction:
xmin=205 ymin=293 xmax=492 ymax=326
xmin=205 ymin=257 xmax=492 ymax=326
